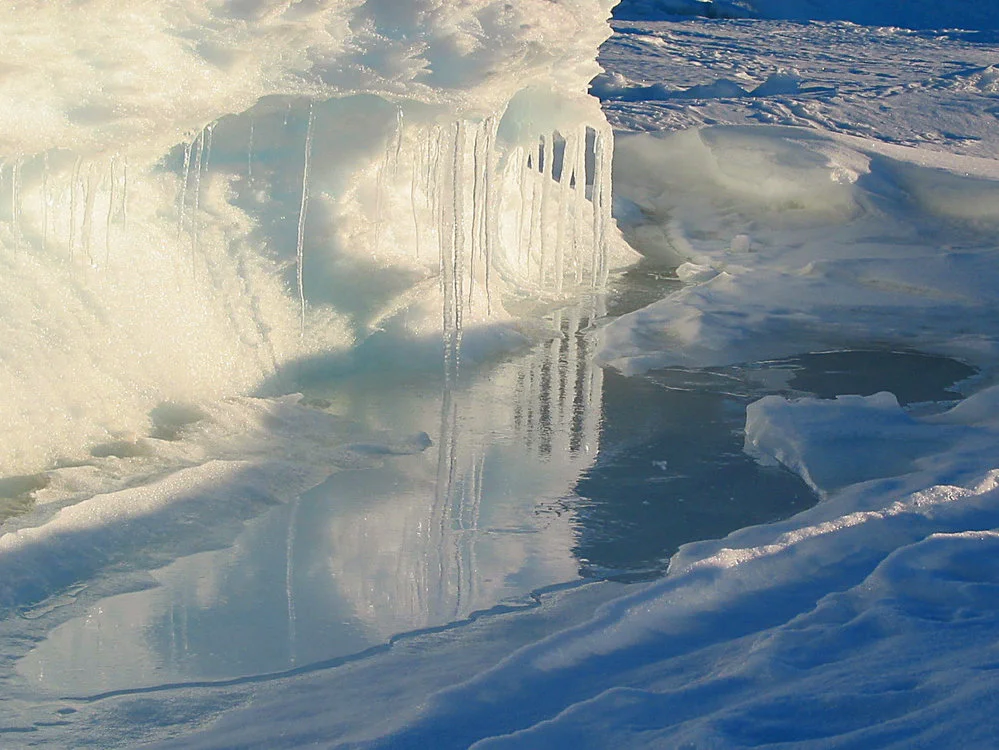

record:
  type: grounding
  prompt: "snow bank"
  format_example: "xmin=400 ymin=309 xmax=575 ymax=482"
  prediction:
xmin=745 ymin=392 xmax=958 ymax=495
xmin=600 ymin=126 xmax=999 ymax=372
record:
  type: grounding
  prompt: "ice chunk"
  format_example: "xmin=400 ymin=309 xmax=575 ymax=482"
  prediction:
xmin=745 ymin=392 xmax=959 ymax=495
xmin=0 ymin=0 xmax=631 ymax=475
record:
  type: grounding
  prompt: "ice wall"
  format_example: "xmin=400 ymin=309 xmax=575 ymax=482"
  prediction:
xmin=0 ymin=0 xmax=630 ymax=475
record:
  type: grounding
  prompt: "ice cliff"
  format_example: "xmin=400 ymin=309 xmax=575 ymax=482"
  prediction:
xmin=0 ymin=0 xmax=632 ymax=475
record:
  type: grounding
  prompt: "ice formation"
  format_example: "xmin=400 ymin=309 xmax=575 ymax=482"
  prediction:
xmin=0 ymin=0 xmax=632 ymax=476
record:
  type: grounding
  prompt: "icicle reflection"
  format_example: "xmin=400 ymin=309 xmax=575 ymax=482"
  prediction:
xmin=317 ymin=300 xmax=606 ymax=640
xmin=419 ymin=298 xmax=606 ymax=626
xmin=15 ymin=303 xmax=609 ymax=692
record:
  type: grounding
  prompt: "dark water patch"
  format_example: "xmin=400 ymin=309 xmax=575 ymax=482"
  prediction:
xmin=571 ymin=368 xmax=813 ymax=581
xmin=571 ymin=349 xmax=976 ymax=581
xmin=768 ymin=350 xmax=976 ymax=405
xmin=605 ymin=261 xmax=683 ymax=317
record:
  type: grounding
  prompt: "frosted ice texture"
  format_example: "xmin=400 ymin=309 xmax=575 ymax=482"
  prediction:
xmin=0 ymin=0 xmax=629 ymax=474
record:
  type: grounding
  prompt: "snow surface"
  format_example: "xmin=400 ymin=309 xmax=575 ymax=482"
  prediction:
xmin=2 ymin=0 xmax=999 ymax=748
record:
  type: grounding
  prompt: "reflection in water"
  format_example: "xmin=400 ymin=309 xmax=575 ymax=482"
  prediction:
xmin=11 ymin=289 xmax=974 ymax=703
xmin=319 ymin=299 xmax=606 ymax=642
xmin=571 ymin=348 xmax=976 ymax=581
xmin=514 ymin=307 xmax=604 ymax=461
xmin=16 ymin=300 xmax=606 ymax=696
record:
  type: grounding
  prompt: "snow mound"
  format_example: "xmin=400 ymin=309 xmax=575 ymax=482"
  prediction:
xmin=592 ymin=68 xmax=803 ymax=101
xmin=601 ymin=126 xmax=999 ymax=372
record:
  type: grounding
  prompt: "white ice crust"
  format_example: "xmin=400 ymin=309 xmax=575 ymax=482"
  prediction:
xmin=1 ymin=0 xmax=614 ymax=159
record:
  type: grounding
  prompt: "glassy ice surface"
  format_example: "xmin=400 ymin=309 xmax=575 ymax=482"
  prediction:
xmin=5 ymin=266 xmax=976 ymax=713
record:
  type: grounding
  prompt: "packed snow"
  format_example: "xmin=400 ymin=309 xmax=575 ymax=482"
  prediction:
xmin=1 ymin=0 xmax=999 ymax=747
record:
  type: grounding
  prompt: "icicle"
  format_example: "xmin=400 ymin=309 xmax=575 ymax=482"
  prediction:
xmin=595 ymin=126 xmax=613 ymax=286
xmin=590 ymin=127 xmax=604 ymax=287
xmin=41 ymin=152 xmax=49 ymax=254
xmin=393 ymin=107 xmax=404 ymax=177
xmin=430 ymin=128 xmax=442 ymax=220
xmin=544 ymin=131 xmax=559 ymax=286
xmin=522 ymin=145 xmax=541 ymax=273
xmin=425 ymin=125 xmax=438 ymax=208
xmin=105 ymin=156 xmax=116 ymax=265
xmin=430 ymin=133 xmax=441 ymax=226
xmin=468 ymin=123 xmax=483 ymax=307
xmin=534 ymin=134 xmax=550 ymax=284
xmin=81 ymin=162 xmax=98 ymax=263
xmin=69 ymin=157 xmax=82 ymax=259
xmin=177 ymin=140 xmax=192 ymax=239
xmin=438 ymin=125 xmax=456 ymax=384
xmin=247 ymin=118 xmax=254 ymax=182
xmin=296 ymin=101 xmax=316 ymax=335
xmin=190 ymin=129 xmax=205 ymax=265
xmin=572 ymin=124 xmax=588 ymax=284
xmin=203 ymin=122 xmax=215 ymax=173
xmin=441 ymin=127 xmax=455 ymax=381
xmin=482 ymin=117 xmax=497 ymax=315
xmin=10 ymin=158 xmax=21 ymax=251
xmin=537 ymin=134 xmax=548 ymax=284
xmin=515 ymin=147 xmax=530 ymax=265
xmin=120 ymin=155 xmax=128 ymax=233
xmin=451 ymin=121 xmax=465 ymax=367
xmin=411 ymin=152 xmax=422 ymax=260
